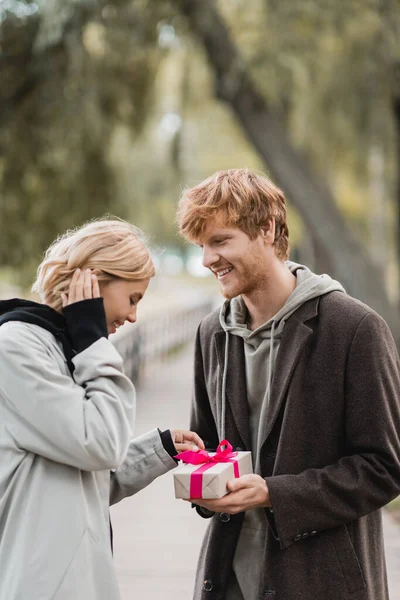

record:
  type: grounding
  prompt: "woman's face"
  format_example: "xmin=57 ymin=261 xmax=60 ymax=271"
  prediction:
xmin=100 ymin=278 xmax=150 ymax=335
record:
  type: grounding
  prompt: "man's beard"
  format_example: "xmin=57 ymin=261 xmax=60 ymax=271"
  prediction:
xmin=218 ymin=271 xmax=256 ymax=300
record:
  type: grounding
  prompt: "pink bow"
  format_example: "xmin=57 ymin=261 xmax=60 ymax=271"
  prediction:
xmin=175 ymin=440 xmax=239 ymax=499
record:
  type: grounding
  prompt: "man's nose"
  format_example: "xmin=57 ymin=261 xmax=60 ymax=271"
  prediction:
xmin=202 ymin=246 xmax=218 ymax=269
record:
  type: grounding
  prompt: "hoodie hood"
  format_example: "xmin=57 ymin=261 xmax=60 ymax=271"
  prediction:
xmin=0 ymin=298 xmax=66 ymax=331
xmin=0 ymin=298 xmax=75 ymax=372
xmin=220 ymin=260 xmax=345 ymax=345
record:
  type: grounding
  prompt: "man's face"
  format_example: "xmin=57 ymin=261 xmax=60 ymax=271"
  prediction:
xmin=197 ymin=220 xmax=273 ymax=299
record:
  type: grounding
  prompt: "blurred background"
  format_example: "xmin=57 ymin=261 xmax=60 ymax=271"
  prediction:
xmin=2 ymin=1 xmax=400 ymax=595
xmin=1 ymin=0 xmax=400 ymax=322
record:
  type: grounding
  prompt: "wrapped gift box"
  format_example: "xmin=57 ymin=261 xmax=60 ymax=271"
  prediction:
xmin=173 ymin=446 xmax=253 ymax=500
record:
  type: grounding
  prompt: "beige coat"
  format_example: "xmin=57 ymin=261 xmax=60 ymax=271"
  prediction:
xmin=0 ymin=322 xmax=177 ymax=600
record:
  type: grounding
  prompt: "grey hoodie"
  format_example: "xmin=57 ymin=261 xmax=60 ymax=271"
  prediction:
xmin=219 ymin=261 xmax=345 ymax=600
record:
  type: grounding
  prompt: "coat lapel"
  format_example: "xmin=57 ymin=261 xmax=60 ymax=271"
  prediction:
xmin=258 ymin=297 xmax=319 ymax=453
xmin=214 ymin=330 xmax=251 ymax=450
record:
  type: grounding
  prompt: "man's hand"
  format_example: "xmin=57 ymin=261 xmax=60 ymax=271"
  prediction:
xmin=188 ymin=474 xmax=271 ymax=514
xmin=171 ymin=429 xmax=205 ymax=453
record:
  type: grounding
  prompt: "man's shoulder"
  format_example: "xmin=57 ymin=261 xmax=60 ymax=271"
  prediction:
xmin=198 ymin=305 xmax=223 ymax=337
xmin=319 ymin=290 xmax=386 ymax=326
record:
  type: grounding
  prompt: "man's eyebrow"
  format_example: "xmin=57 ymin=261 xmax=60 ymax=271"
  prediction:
xmin=196 ymin=232 xmax=231 ymax=245
xmin=209 ymin=233 xmax=230 ymax=241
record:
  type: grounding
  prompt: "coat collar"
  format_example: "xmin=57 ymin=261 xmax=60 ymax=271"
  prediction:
xmin=213 ymin=296 xmax=320 ymax=453
xmin=257 ymin=297 xmax=318 ymax=452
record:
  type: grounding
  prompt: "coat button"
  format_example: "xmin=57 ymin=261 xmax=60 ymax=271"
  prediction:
xmin=263 ymin=591 xmax=276 ymax=598
xmin=302 ymin=532 xmax=309 ymax=539
xmin=310 ymin=530 xmax=317 ymax=536
xmin=294 ymin=534 xmax=302 ymax=542
xmin=220 ymin=512 xmax=231 ymax=523
xmin=203 ymin=579 xmax=213 ymax=592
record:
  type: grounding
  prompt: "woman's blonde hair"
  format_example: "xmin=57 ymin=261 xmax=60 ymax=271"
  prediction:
xmin=177 ymin=168 xmax=289 ymax=260
xmin=32 ymin=217 xmax=155 ymax=312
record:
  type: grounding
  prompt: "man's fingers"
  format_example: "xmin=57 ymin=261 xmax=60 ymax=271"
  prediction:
xmin=227 ymin=479 xmax=249 ymax=493
xmin=190 ymin=493 xmax=244 ymax=515
xmin=227 ymin=474 xmax=259 ymax=492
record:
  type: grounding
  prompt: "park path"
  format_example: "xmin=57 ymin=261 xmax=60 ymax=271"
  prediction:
xmin=110 ymin=349 xmax=400 ymax=599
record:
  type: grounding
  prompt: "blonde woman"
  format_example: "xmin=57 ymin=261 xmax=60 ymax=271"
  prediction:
xmin=0 ymin=219 xmax=203 ymax=600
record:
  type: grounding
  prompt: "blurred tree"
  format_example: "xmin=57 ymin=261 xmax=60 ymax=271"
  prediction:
xmin=0 ymin=0 xmax=173 ymax=282
xmin=380 ymin=0 xmax=400 ymax=270
xmin=175 ymin=0 xmax=400 ymax=340
xmin=1 ymin=0 xmax=399 ymax=332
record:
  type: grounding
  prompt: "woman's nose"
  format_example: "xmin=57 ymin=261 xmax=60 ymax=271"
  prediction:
xmin=127 ymin=309 xmax=137 ymax=324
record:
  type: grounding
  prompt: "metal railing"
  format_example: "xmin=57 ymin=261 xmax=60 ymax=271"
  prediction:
xmin=112 ymin=297 xmax=214 ymax=385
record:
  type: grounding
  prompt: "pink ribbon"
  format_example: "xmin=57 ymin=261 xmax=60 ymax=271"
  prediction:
xmin=175 ymin=440 xmax=239 ymax=499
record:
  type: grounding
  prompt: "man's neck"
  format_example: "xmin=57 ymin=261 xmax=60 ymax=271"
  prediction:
xmin=243 ymin=262 xmax=296 ymax=331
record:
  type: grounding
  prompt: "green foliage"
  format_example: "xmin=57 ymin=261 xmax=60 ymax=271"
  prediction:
xmin=0 ymin=0 xmax=398 ymax=292
xmin=0 ymin=0 xmax=173 ymax=283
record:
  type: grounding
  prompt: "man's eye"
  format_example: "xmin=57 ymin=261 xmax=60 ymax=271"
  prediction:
xmin=130 ymin=299 xmax=136 ymax=306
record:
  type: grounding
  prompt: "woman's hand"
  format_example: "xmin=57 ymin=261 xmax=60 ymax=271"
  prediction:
xmin=62 ymin=268 xmax=100 ymax=307
xmin=171 ymin=429 xmax=205 ymax=453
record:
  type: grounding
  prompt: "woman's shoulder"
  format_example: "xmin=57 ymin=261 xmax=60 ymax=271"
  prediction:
xmin=0 ymin=321 xmax=60 ymax=353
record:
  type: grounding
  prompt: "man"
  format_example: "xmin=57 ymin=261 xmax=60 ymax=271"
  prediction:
xmin=176 ymin=168 xmax=400 ymax=600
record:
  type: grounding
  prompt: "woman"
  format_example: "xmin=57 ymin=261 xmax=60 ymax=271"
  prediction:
xmin=0 ymin=218 xmax=203 ymax=600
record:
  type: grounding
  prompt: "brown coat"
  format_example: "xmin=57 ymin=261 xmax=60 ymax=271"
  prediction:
xmin=191 ymin=291 xmax=400 ymax=600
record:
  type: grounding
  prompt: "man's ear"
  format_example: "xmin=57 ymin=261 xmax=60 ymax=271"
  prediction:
xmin=260 ymin=218 xmax=275 ymax=242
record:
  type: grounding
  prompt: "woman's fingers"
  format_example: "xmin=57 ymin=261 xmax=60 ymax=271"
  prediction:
xmin=175 ymin=442 xmax=199 ymax=453
xmin=171 ymin=429 xmax=205 ymax=451
xmin=83 ymin=269 xmax=92 ymax=299
xmin=64 ymin=268 xmax=98 ymax=307
xmin=68 ymin=268 xmax=81 ymax=304
xmin=181 ymin=430 xmax=205 ymax=450
xmin=74 ymin=269 xmax=85 ymax=302
xmin=91 ymin=273 xmax=100 ymax=298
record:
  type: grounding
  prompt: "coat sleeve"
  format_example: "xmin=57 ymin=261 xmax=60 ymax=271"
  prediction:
xmin=266 ymin=311 xmax=400 ymax=549
xmin=109 ymin=429 xmax=178 ymax=505
xmin=190 ymin=323 xmax=219 ymax=450
xmin=0 ymin=323 xmax=134 ymax=471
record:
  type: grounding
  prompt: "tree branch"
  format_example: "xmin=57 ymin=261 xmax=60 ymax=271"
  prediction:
xmin=179 ymin=0 xmax=400 ymax=341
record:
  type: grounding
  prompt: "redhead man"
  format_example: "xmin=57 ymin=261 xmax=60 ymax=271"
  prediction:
xmin=177 ymin=169 xmax=400 ymax=600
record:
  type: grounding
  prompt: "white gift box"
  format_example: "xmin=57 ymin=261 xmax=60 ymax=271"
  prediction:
xmin=174 ymin=450 xmax=253 ymax=500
